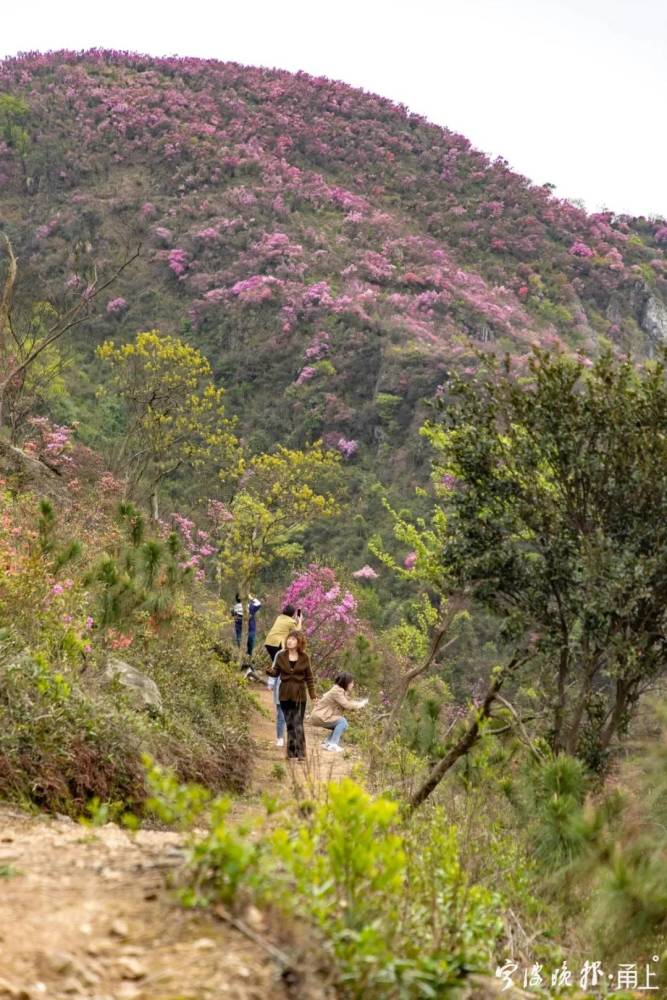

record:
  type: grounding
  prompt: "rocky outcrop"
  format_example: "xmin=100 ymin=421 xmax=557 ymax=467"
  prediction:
xmin=102 ymin=658 xmax=163 ymax=713
xmin=0 ymin=439 xmax=62 ymax=497
xmin=641 ymin=292 xmax=667 ymax=347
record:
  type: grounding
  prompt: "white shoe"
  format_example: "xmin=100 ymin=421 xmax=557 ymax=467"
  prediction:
xmin=324 ymin=743 xmax=344 ymax=753
xmin=276 ymin=738 xmax=284 ymax=748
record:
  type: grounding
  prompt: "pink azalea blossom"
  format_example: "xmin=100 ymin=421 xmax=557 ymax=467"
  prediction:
xmin=352 ymin=564 xmax=378 ymax=580
xmin=569 ymin=241 xmax=594 ymax=258
xmin=106 ymin=297 xmax=128 ymax=315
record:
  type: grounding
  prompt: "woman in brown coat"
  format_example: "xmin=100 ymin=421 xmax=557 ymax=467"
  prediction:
xmin=266 ymin=630 xmax=316 ymax=760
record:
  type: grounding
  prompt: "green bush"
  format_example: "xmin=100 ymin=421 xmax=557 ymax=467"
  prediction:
xmin=175 ymin=774 xmax=504 ymax=997
xmin=0 ymin=647 xmax=146 ymax=813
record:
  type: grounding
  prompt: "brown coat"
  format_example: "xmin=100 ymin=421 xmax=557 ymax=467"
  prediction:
xmin=267 ymin=650 xmax=316 ymax=702
xmin=309 ymin=684 xmax=367 ymax=727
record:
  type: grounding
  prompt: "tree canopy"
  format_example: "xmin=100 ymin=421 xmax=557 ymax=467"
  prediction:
xmin=425 ymin=349 xmax=667 ymax=767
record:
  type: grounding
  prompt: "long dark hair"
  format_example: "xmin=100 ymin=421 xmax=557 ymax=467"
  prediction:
xmin=334 ymin=672 xmax=354 ymax=690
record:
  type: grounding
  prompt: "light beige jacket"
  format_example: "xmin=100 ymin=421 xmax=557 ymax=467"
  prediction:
xmin=309 ymin=685 xmax=366 ymax=727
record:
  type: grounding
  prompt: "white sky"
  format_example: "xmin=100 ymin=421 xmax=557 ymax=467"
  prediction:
xmin=3 ymin=0 xmax=665 ymax=218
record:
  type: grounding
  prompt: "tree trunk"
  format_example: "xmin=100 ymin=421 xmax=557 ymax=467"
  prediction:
xmin=565 ymin=655 xmax=601 ymax=754
xmin=405 ymin=652 xmax=526 ymax=815
xmin=150 ymin=489 xmax=160 ymax=522
xmin=384 ymin=602 xmax=462 ymax=736
xmin=599 ymin=677 xmax=631 ymax=751
xmin=553 ymin=647 xmax=569 ymax=752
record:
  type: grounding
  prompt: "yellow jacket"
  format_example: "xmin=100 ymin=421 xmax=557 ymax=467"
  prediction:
xmin=264 ymin=613 xmax=301 ymax=649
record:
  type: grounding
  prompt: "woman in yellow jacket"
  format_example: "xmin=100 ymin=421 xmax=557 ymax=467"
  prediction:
xmin=309 ymin=673 xmax=368 ymax=753
xmin=263 ymin=604 xmax=303 ymax=663
xmin=264 ymin=605 xmax=303 ymax=748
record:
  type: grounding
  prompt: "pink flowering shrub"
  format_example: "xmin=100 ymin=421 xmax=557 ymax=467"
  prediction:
xmin=106 ymin=297 xmax=128 ymax=315
xmin=281 ymin=564 xmax=360 ymax=671
xmin=230 ymin=274 xmax=282 ymax=304
xmin=24 ymin=417 xmax=75 ymax=469
xmin=295 ymin=366 xmax=316 ymax=385
xmin=570 ymin=241 xmax=595 ymax=258
xmin=335 ymin=437 xmax=358 ymax=459
xmin=161 ymin=512 xmax=216 ymax=583
xmin=304 ymin=331 xmax=330 ymax=360
xmin=168 ymin=248 xmax=189 ymax=276
xmin=352 ymin=564 xmax=378 ymax=580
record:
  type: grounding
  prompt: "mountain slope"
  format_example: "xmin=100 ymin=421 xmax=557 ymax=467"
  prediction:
xmin=1 ymin=50 xmax=666 ymax=464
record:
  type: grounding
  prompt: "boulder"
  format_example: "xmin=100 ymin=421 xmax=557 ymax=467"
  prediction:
xmin=0 ymin=439 xmax=62 ymax=498
xmin=102 ymin=658 xmax=163 ymax=713
xmin=641 ymin=292 xmax=667 ymax=347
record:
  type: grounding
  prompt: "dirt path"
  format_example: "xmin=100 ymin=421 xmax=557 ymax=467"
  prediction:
xmin=0 ymin=685 xmax=357 ymax=999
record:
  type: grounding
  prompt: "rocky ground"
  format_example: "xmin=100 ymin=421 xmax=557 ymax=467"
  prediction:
xmin=0 ymin=687 xmax=350 ymax=1000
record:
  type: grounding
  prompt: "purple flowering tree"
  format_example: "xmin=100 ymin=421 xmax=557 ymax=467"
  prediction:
xmin=281 ymin=564 xmax=360 ymax=672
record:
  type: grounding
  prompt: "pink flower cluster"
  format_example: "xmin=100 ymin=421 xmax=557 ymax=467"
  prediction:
xmin=230 ymin=274 xmax=281 ymax=303
xmin=164 ymin=511 xmax=215 ymax=583
xmin=282 ymin=564 xmax=359 ymax=671
xmin=25 ymin=417 xmax=75 ymax=468
xmin=106 ymin=297 xmax=128 ymax=315
xmin=335 ymin=437 xmax=358 ymax=459
xmin=295 ymin=366 xmax=316 ymax=385
xmin=569 ymin=241 xmax=595 ymax=258
xmin=352 ymin=564 xmax=378 ymax=580
xmin=304 ymin=331 xmax=330 ymax=361
xmin=168 ymin=248 xmax=189 ymax=276
xmin=206 ymin=499 xmax=234 ymax=524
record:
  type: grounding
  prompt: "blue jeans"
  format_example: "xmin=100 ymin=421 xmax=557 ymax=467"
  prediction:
xmin=324 ymin=717 xmax=348 ymax=746
xmin=276 ymin=704 xmax=286 ymax=740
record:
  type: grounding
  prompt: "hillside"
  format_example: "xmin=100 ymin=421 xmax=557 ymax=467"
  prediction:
xmin=1 ymin=50 xmax=666 ymax=474
xmin=4 ymin=50 xmax=667 ymax=998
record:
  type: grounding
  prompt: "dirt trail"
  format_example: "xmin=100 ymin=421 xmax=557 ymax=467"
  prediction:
xmin=0 ymin=685 xmax=356 ymax=999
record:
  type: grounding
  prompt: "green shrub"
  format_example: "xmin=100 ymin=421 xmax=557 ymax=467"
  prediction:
xmin=179 ymin=775 xmax=503 ymax=997
xmin=0 ymin=647 xmax=146 ymax=813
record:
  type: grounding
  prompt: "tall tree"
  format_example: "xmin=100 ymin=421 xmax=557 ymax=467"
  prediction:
xmin=98 ymin=331 xmax=241 ymax=520
xmin=214 ymin=444 xmax=341 ymax=662
xmin=426 ymin=348 xmax=667 ymax=768
xmin=0 ymin=233 xmax=139 ymax=435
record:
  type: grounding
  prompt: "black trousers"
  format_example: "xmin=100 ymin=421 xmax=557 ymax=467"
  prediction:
xmin=265 ymin=643 xmax=281 ymax=663
xmin=279 ymin=699 xmax=307 ymax=759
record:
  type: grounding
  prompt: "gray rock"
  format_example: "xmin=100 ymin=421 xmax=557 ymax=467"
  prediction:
xmin=641 ymin=292 xmax=667 ymax=346
xmin=102 ymin=659 xmax=162 ymax=712
xmin=0 ymin=440 xmax=61 ymax=497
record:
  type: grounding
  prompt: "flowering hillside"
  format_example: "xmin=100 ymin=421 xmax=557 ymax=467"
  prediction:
xmin=1 ymin=50 xmax=666 ymax=461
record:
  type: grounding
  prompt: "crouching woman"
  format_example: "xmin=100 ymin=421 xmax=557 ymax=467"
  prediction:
xmin=267 ymin=631 xmax=316 ymax=760
xmin=309 ymin=673 xmax=368 ymax=752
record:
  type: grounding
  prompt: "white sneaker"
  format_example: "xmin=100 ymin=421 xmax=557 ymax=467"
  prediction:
xmin=324 ymin=744 xmax=344 ymax=753
xmin=276 ymin=738 xmax=284 ymax=748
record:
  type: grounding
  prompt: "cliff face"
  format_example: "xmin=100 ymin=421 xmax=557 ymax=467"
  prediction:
xmin=0 ymin=51 xmax=665 ymax=459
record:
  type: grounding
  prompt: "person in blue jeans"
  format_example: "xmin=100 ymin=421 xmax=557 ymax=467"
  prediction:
xmin=269 ymin=670 xmax=286 ymax=747
xmin=308 ymin=673 xmax=368 ymax=752
xmin=233 ymin=594 xmax=262 ymax=654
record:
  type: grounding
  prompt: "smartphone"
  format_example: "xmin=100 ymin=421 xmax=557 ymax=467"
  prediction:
xmin=297 ymin=608 xmax=302 ymax=616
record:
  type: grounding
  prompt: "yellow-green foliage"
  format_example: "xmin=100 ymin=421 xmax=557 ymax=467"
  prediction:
xmin=97 ymin=331 xmax=241 ymax=504
xmin=216 ymin=442 xmax=341 ymax=591
xmin=156 ymin=772 xmax=504 ymax=997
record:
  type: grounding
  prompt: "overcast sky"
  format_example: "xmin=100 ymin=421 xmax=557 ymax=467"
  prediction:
xmin=3 ymin=0 xmax=665 ymax=218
